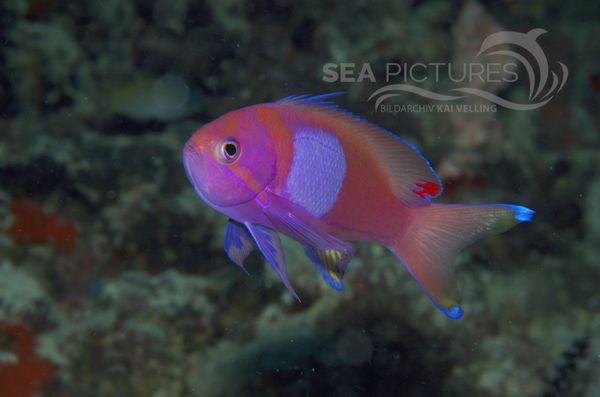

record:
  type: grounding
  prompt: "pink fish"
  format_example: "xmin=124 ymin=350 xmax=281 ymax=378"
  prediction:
xmin=182 ymin=93 xmax=534 ymax=319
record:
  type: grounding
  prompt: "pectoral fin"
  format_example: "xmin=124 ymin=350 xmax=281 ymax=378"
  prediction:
xmin=245 ymin=222 xmax=299 ymax=301
xmin=224 ymin=219 xmax=255 ymax=274
xmin=304 ymin=244 xmax=353 ymax=291
xmin=262 ymin=192 xmax=352 ymax=253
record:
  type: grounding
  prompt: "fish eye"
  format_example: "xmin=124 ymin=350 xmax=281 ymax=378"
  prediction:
xmin=218 ymin=138 xmax=240 ymax=162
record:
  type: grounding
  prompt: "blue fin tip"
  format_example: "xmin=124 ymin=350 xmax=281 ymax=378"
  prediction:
xmin=504 ymin=205 xmax=535 ymax=222
xmin=443 ymin=305 xmax=464 ymax=320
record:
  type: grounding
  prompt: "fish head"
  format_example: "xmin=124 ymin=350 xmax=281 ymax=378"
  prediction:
xmin=183 ymin=106 xmax=276 ymax=208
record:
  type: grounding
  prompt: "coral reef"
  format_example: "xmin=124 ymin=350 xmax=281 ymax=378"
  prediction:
xmin=0 ymin=0 xmax=599 ymax=396
xmin=438 ymin=0 xmax=508 ymax=181
xmin=0 ymin=322 xmax=56 ymax=397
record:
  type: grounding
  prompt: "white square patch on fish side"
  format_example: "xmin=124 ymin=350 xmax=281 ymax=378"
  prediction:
xmin=284 ymin=128 xmax=346 ymax=217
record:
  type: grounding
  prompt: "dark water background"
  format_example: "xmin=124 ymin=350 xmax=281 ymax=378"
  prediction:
xmin=0 ymin=0 xmax=599 ymax=396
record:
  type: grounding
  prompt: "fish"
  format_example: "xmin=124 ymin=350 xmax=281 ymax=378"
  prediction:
xmin=182 ymin=93 xmax=534 ymax=319
xmin=104 ymin=75 xmax=203 ymax=122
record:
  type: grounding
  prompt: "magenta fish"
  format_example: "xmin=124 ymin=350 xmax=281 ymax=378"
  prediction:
xmin=182 ymin=93 xmax=534 ymax=319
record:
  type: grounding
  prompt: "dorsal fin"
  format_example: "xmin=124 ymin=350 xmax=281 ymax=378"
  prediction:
xmin=278 ymin=92 xmax=346 ymax=108
xmin=276 ymin=93 xmax=443 ymax=203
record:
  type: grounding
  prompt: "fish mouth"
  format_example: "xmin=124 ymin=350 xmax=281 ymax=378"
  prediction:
xmin=182 ymin=143 xmax=275 ymax=208
xmin=182 ymin=144 xmax=213 ymax=206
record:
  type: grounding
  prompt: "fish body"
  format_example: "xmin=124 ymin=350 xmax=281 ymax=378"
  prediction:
xmin=183 ymin=93 xmax=534 ymax=319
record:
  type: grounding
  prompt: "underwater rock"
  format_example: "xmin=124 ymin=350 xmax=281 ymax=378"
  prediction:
xmin=39 ymin=270 xmax=222 ymax=396
xmin=0 ymin=322 xmax=56 ymax=397
xmin=438 ymin=0 xmax=508 ymax=181
xmin=0 ymin=261 xmax=48 ymax=324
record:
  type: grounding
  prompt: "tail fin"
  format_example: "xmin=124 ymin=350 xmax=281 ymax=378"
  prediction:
xmin=388 ymin=203 xmax=534 ymax=320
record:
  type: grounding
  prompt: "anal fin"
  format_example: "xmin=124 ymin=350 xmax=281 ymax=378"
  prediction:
xmin=304 ymin=244 xmax=353 ymax=291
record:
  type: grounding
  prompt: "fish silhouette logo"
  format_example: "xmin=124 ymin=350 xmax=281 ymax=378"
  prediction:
xmin=369 ymin=29 xmax=568 ymax=111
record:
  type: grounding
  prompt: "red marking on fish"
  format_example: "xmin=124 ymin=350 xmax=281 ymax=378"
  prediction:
xmin=0 ymin=323 xmax=56 ymax=397
xmin=7 ymin=198 xmax=78 ymax=252
xmin=412 ymin=180 xmax=441 ymax=200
